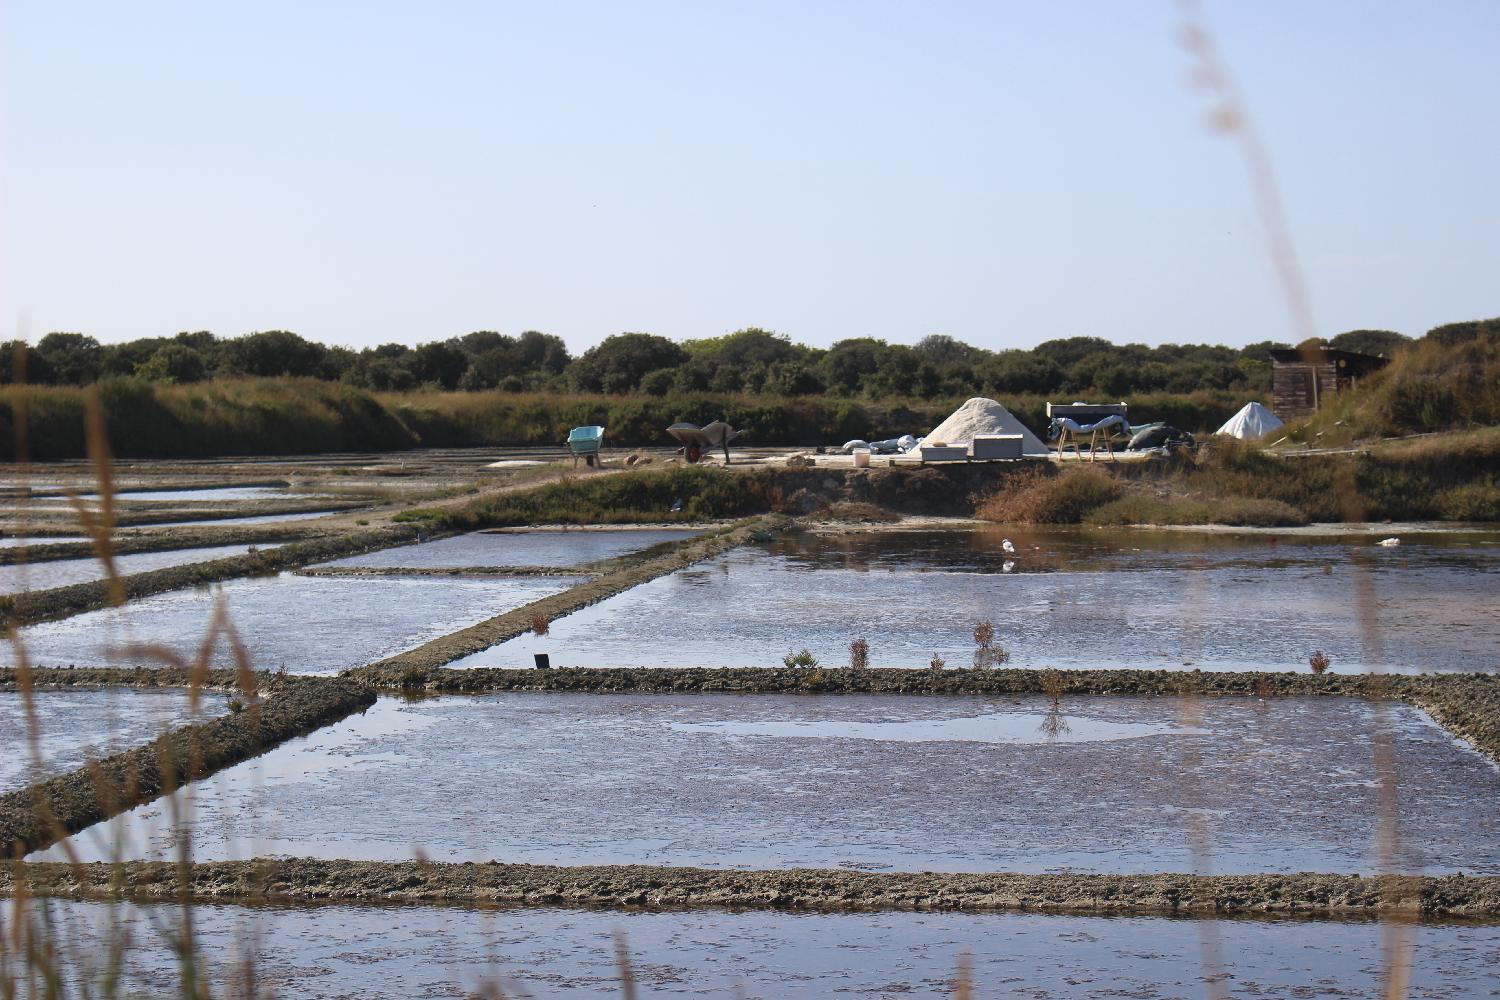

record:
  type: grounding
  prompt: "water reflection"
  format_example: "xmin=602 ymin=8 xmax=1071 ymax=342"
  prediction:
xmin=448 ymin=526 xmax=1500 ymax=673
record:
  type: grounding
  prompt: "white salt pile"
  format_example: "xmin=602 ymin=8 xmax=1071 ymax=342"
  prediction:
xmin=921 ymin=398 xmax=1050 ymax=455
xmin=1214 ymin=402 xmax=1284 ymax=440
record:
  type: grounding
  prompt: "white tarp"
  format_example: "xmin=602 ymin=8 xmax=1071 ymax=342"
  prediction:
xmin=1215 ymin=401 xmax=1285 ymax=439
xmin=921 ymin=397 xmax=1050 ymax=456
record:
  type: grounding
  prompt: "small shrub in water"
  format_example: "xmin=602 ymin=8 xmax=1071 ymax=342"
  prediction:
xmin=531 ymin=613 xmax=550 ymax=636
xmin=1308 ymin=649 xmax=1331 ymax=674
xmin=973 ymin=622 xmax=995 ymax=648
xmin=972 ymin=621 xmax=1008 ymax=669
xmin=849 ymin=638 xmax=869 ymax=671
xmin=784 ymin=648 xmax=819 ymax=669
xmin=1040 ymin=668 xmax=1066 ymax=702
xmin=929 ymin=653 xmax=946 ymax=671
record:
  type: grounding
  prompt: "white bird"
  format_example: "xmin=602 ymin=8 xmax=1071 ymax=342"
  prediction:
xmin=1002 ymin=538 xmax=1016 ymax=554
xmin=1378 ymin=537 xmax=1401 ymax=547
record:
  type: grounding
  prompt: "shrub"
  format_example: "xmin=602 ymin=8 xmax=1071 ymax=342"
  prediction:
xmin=849 ymin=638 xmax=869 ymax=671
xmin=1438 ymin=483 xmax=1500 ymax=521
xmin=971 ymin=621 xmax=1009 ymax=669
xmin=975 ymin=467 xmax=1123 ymax=524
xmin=1308 ymin=650 xmax=1331 ymax=674
xmin=783 ymin=649 xmax=819 ymax=668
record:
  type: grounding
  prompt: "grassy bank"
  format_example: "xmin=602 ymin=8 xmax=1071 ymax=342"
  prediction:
xmin=1284 ymin=317 xmax=1500 ymax=446
xmin=401 ymin=429 xmax=1500 ymax=532
xmin=0 ymin=377 xmax=1246 ymax=460
xmin=976 ymin=432 xmax=1500 ymax=526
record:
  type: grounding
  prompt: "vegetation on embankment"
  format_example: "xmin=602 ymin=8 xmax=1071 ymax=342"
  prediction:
xmin=8 ymin=858 xmax=1497 ymax=917
xmin=977 ymin=432 xmax=1500 ymax=526
xmin=1284 ymin=317 xmax=1500 ymax=445
xmin=397 ymin=429 xmax=1500 ymax=532
xmin=0 ymin=376 xmax=1243 ymax=460
xmin=397 ymin=461 xmax=1059 ymax=528
xmin=0 ymin=670 xmax=375 ymax=858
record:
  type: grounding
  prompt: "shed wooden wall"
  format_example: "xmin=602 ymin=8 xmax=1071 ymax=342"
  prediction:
xmin=1272 ymin=362 xmax=1358 ymax=420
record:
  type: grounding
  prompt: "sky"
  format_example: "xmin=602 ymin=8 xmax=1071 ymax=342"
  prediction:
xmin=2 ymin=1 xmax=1496 ymax=354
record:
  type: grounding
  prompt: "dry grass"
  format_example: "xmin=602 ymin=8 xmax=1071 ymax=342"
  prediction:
xmin=974 ymin=467 xmax=1123 ymax=525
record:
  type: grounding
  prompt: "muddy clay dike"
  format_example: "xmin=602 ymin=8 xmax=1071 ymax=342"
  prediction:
xmin=38 ymin=692 xmax=1500 ymax=875
xmin=20 ymin=898 xmax=1500 ymax=999
xmin=447 ymin=527 xmax=1500 ymax=673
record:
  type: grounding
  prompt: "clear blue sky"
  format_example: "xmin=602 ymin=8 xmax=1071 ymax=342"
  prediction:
xmin=2 ymin=1 xmax=1495 ymax=353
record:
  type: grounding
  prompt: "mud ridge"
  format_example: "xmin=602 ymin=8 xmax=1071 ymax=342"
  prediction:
xmin=0 ymin=524 xmax=433 ymax=626
xmin=298 ymin=565 xmax=596 ymax=578
xmin=0 ymin=671 xmax=375 ymax=858
xmin=348 ymin=666 xmax=1500 ymax=765
xmin=0 ymin=524 xmax=342 ymax=567
xmin=5 ymin=859 xmax=1499 ymax=918
xmin=349 ymin=515 xmax=791 ymax=676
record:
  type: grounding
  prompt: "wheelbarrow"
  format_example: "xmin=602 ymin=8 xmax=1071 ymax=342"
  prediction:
xmin=666 ymin=421 xmax=742 ymax=464
xmin=567 ymin=425 xmax=605 ymax=467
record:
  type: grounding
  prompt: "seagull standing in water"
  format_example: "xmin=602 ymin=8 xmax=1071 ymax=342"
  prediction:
xmin=1002 ymin=538 xmax=1016 ymax=554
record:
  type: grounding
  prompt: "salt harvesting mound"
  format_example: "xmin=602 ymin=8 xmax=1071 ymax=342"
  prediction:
xmin=922 ymin=398 xmax=1050 ymax=455
xmin=1215 ymin=401 xmax=1284 ymax=440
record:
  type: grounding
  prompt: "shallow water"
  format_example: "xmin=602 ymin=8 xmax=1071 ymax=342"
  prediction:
xmin=0 ymin=688 xmax=211 ymax=791
xmin=26 ymin=898 xmax=1500 ymax=998
xmin=137 ymin=509 xmax=345 ymax=528
xmin=449 ymin=527 xmax=1500 ymax=672
xmin=0 ymin=536 xmax=86 ymax=548
xmin=46 ymin=692 xmax=1500 ymax=874
xmin=319 ymin=527 xmax=707 ymax=570
xmin=0 ymin=544 xmax=282 ymax=595
xmin=78 ymin=486 xmax=323 ymax=502
xmin=5 ymin=572 xmax=580 ymax=672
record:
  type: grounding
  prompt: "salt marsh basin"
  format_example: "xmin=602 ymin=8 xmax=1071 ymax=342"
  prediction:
xmin=6 ymin=572 xmax=582 ymax=672
xmin=44 ymin=691 xmax=1500 ymax=874
xmin=29 ymin=899 xmax=1500 ymax=999
xmin=449 ymin=526 xmax=1500 ymax=672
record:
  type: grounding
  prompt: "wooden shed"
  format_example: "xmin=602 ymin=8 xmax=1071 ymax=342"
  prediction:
xmin=1269 ymin=347 xmax=1388 ymax=420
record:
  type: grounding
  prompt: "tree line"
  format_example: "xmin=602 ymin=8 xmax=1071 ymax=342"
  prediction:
xmin=0 ymin=326 xmax=1413 ymax=400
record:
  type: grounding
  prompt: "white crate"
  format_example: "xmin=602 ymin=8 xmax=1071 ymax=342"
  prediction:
xmin=917 ymin=445 xmax=968 ymax=463
xmin=970 ymin=434 xmax=1023 ymax=460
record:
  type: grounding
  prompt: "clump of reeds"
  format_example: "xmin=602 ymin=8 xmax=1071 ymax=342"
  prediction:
xmin=530 ymin=612 xmax=550 ymax=636
xmin=972 ymin=621 xmax=1008 ymax=669
xmin=974 ymin=467 xmax=1123 ymax=525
